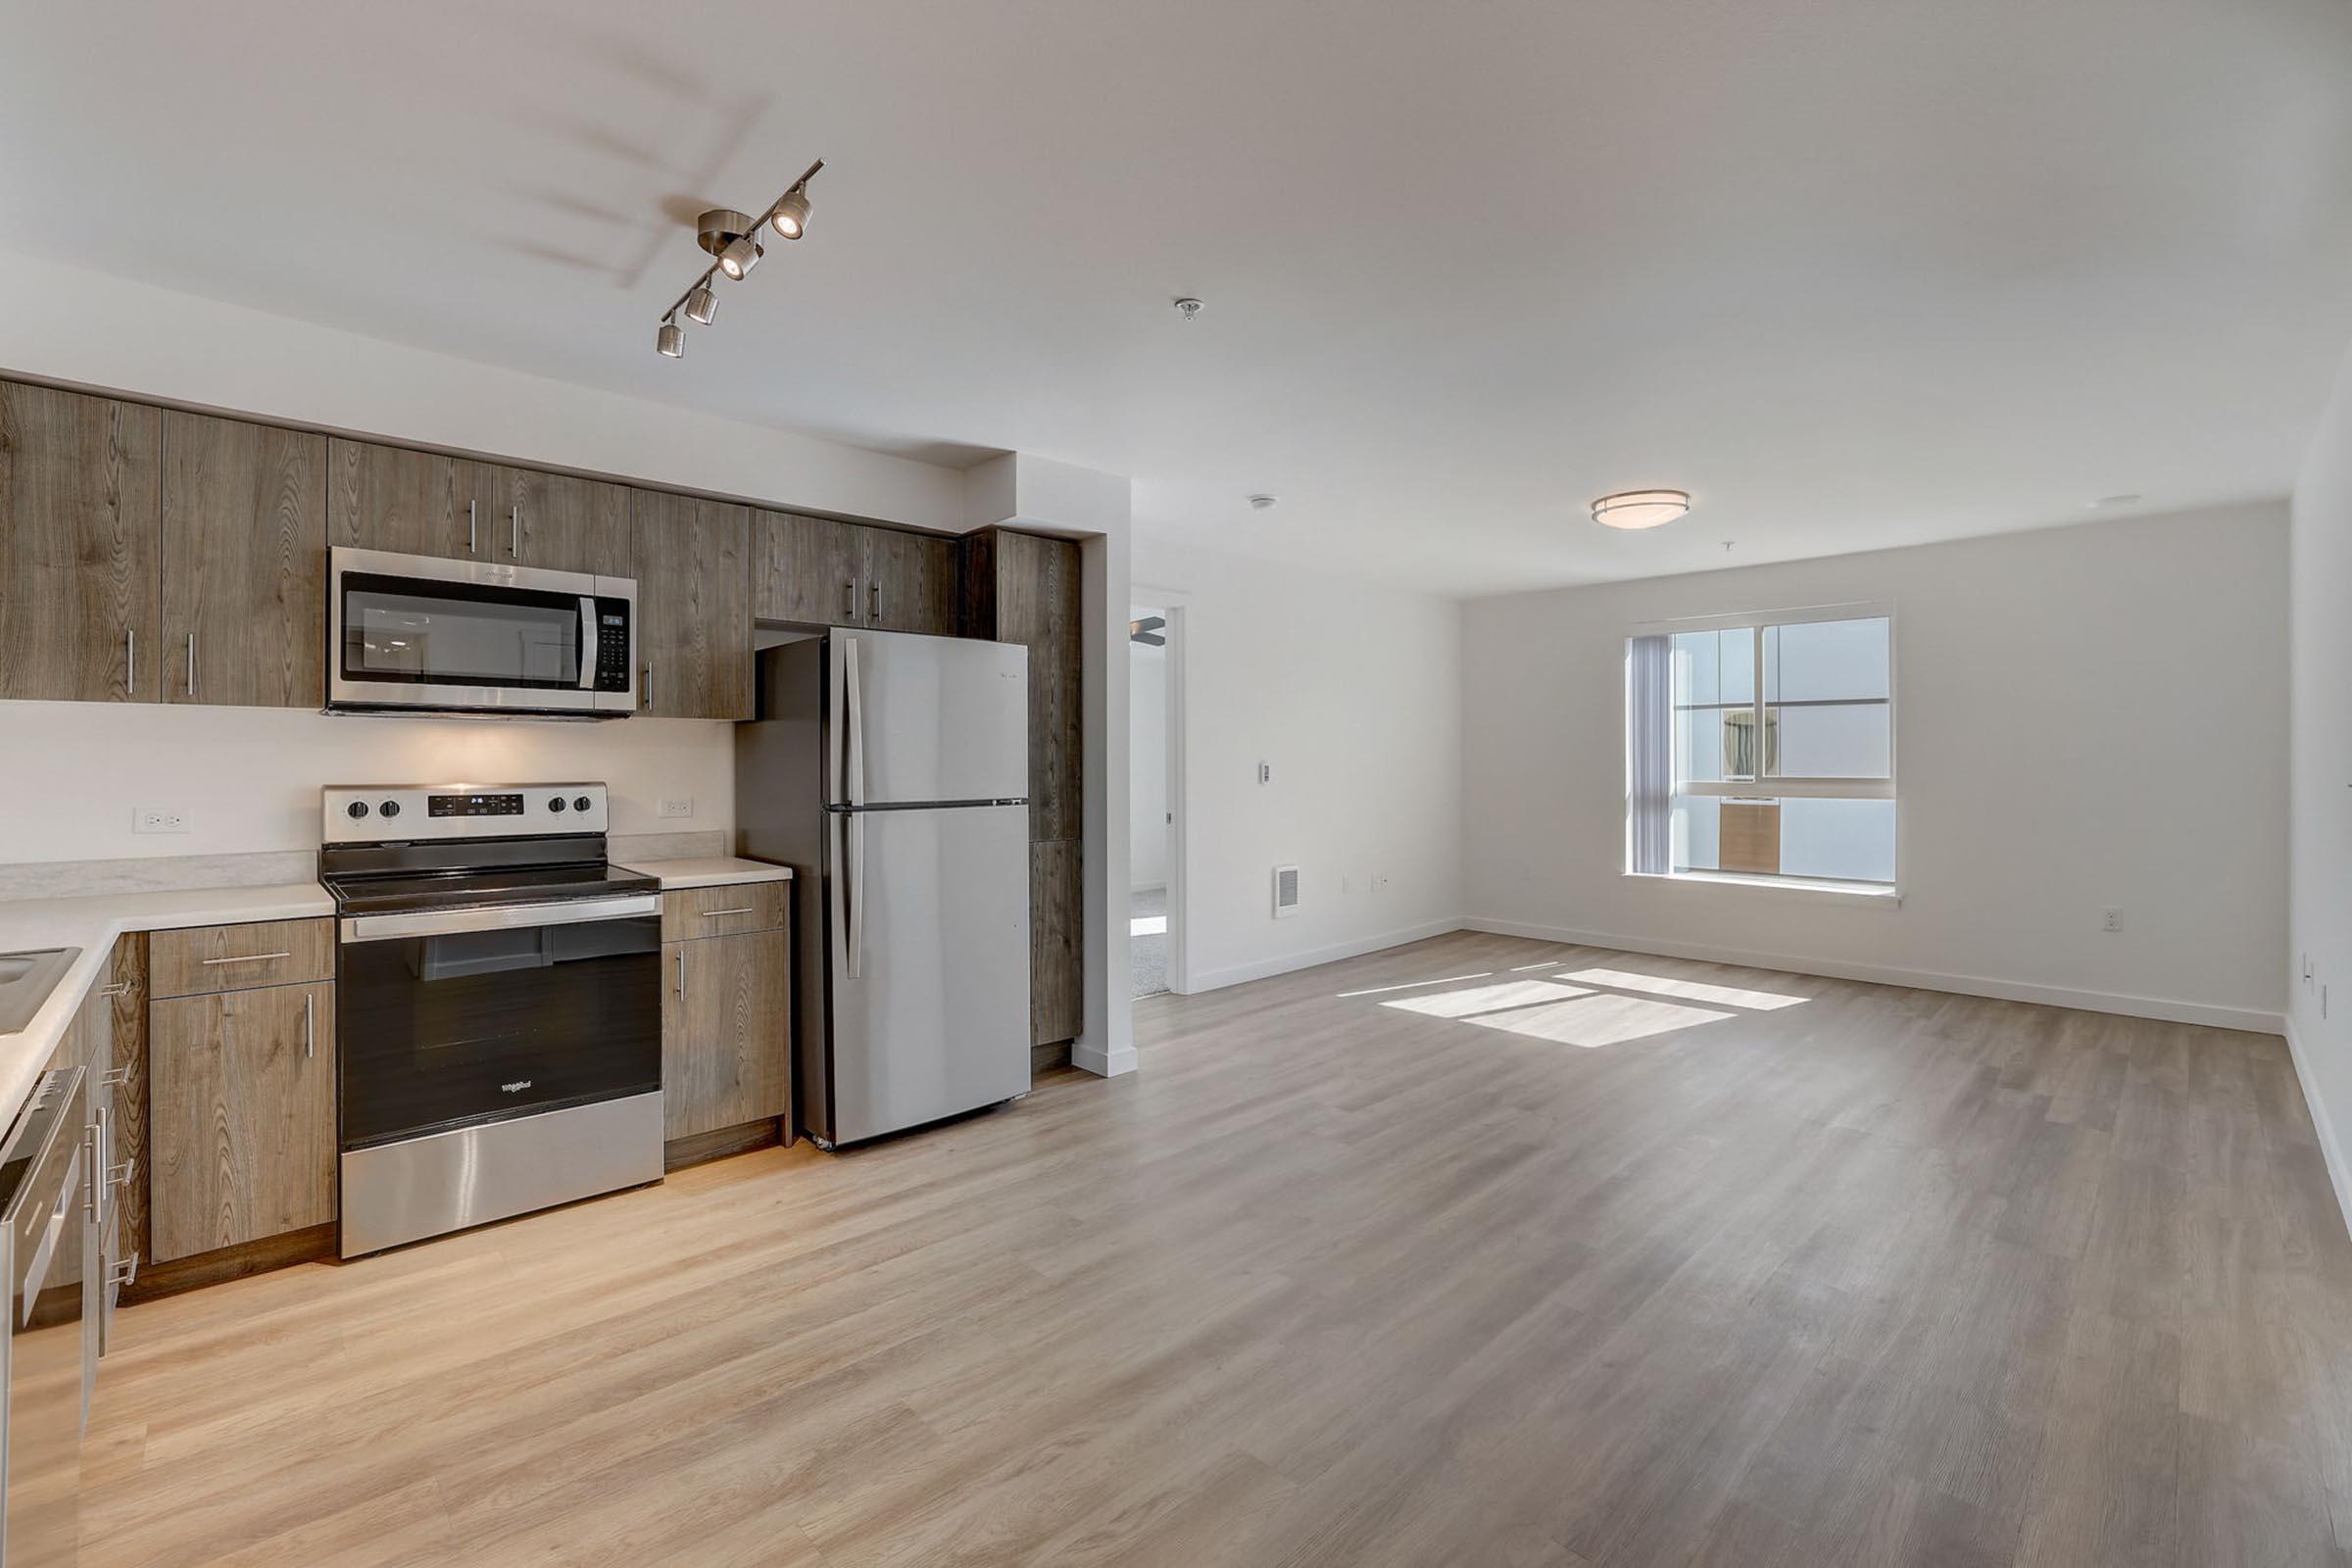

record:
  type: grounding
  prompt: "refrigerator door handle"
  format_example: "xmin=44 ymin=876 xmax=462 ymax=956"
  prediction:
xmin=845 ymin=635 xmax=866 ymax=808
xmin=829 ymin=635 xmax=848 ymax=804
xmin=833 ymin=808 xmax=855 ymax=982
xmin=849 ymin=810 xmax=865 ymax=979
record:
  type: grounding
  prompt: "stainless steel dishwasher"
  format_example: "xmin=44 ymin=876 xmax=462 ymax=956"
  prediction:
xmin=0 ymin=1065 xmax=89 ymax=1566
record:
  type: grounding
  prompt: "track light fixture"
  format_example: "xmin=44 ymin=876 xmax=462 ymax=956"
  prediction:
xmin=655 ymin=160 xmax=824 ymax=359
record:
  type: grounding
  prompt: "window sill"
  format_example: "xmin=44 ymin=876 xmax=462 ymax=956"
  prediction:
xmin=1623 ymin=870 xmax=1901 ymax=906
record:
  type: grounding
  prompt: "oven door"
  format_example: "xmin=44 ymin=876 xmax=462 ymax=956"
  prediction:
xmin=327 ymin=546 xmax=637 ymax=715
xmin=336 ymin=896 xmax=662 ymax=1150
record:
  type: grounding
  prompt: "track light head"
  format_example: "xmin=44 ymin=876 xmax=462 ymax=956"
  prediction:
xmin=717 ymin=235 xmax=762 ymax=279
xmin=770 ymin=189 xmax=810 ymax=240
xmin=684 ymin=284 xmax=718 ymax=325
xmin=657 ymin=319 xmax=684 ymax=358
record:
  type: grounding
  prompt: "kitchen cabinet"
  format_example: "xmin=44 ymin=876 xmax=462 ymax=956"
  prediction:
xmin=633 ymin=491 xmax=753 ymax=719
xmin=960 ymin=528 xmax=1082 ymax=843
xmin=162 ymin=412 xmax=327 ymax=708
xmin=149 ymin=980 xmax=335 ymax=1262
xmin=454 ymin=460 xmax=633 ymax=576
xmin=662 ymin=908 xmax=792 ymax=1152
xmin=149 ymin=917 xmax=335 ymax=999
xmin=1031 ymin=841 xmax=1084 ymax=1048
xmin=755 ymin=512 xmax=959 ymax=635
xmin=0 ymin=382 xmax=161 ymax=703
xmin=662 ymin=881 xmax=794 ymax=944
xmin=106 ymin=935 xmax=149 ymax=1297
xmin=327 ymin=439 xmax=458 ymax=558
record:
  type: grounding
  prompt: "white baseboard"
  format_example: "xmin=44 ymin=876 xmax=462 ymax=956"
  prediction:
xmin=1461 ymin=917 xmax=2285 ymax=1037
xmin=1186 ymin=919 xmax=1464 ymax=994
xmin=2282 ymin=1017 xmax=2352 ymax=1241
xmin=1070 ymin=1042 xmax=1139 ymax=1078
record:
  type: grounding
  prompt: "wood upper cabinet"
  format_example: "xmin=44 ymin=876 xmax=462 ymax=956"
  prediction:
xmin=756 ymin=511 xmax=863 ymax=625
xmin=756 ymin=513 xmax=959 ymax=634
xmin=962 ymin=528 xmax=1083 ymax=842
xmin=633 ymin=491 xmax=753 ymax=719
xmin=327 ymin=439 xmax=457 ymax=559
xmin=865 ymin=528 xmax=958 ymax=635
xmin=161 ymin=413 xmax=327 ymax=708
xmin=149 ymin=980 xmax=335 ymax=1262
xmin=454 ymin=461 xmax=632 ymax=577
xmin=661 ymin=925 xmax=791 ymax=1142
xmin=0 ymin=382 xmax=161 ymax=703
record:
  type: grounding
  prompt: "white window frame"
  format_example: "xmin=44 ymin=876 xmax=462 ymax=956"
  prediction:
xmin=1628 ymin=600 xmax=1898 ymax=888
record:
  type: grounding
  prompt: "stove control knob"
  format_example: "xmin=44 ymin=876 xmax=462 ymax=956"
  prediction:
xmin=549 ymin=796 xmax=567 ymax=812
xmin=379 ymin=800 xmax=401 ymax=818
xmin=345 ymin=801 xmax=369 ymax=819
xmin=573 ymin=796 xmax=593 ymax=813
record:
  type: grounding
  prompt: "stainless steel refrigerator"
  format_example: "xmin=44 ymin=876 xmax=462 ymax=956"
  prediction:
xmin=737 ymin=628 xmax=1033 ymax=1147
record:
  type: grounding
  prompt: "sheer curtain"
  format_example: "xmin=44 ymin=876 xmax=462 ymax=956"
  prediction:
xmin=1627 ymin=634 xmax=1672 ymax=875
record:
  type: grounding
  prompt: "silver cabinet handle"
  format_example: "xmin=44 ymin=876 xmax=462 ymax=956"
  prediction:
xmin=467 ymin=498 xmax=478 ymax=554
xmin=843 ymin=580 xmax=856 ymax=621
xmin=97 ymin=982 xmax=131 ymax=999
xmin=699 ymin=906 xmax=756 ymax=918
xmin=125 ymin=627 xmax=135 ymax=697
xmin=304 ymin=989 xmax=316 ymax=1058
xmin=99 ymin=1066 xmax=130 ymax=1088
xmin=200 ymin=951 xmax=291 ymax=966
xmin=642 ymin=662 xmax=654 ymax=710
xmin=109 ymin=1253 xmax=138 ymax=1290
xmin=109 ymin=1155 xmax=136 ymax=1191
xmin=676 ymin=946 xmax=687 ymax=1001
xmin=870 ymin=582 xmax=881 ymax=623
xmin=511 ymin=504 xmax=520 ymax=559
xmin=186 ymin=631 xmax=197 ymax=697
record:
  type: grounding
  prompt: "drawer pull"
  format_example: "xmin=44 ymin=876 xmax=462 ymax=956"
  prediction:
xmin=99 ymin=1067 xmax=130 ymax=1089
xmin=97 ymin=982 xmax=132 ymax=998
xmin=109 ymin=1253 xmax=139 ymax=1291
xmin=200 ymin=951 xmax=292 ymax=967
xmin=109 ymin=1157 xmax=136 ymax=1191
xmin=699 ymin=906 xmax=758 ymax=918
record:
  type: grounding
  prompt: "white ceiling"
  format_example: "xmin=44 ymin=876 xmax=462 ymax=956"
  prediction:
xmin=7 ymin=0 xmax=2351 ymax=595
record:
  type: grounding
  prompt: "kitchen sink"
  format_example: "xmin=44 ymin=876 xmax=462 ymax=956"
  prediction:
xmin=0 ymin=949 xmax=80 ymax=1034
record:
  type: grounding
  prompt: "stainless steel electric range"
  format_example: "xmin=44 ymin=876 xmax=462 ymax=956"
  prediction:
xmin=320 ymin=783 xmax=663 ymax=1257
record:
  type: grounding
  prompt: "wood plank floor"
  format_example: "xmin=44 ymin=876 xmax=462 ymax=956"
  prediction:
xmin=84 ymin=932 xmax=2352 ymax=1566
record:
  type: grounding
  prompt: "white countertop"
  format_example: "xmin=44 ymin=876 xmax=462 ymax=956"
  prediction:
xmin=0 ymin=882 xmax=334 ymax=1133
xmin=615 ymin=857 xmax=796 ymax=889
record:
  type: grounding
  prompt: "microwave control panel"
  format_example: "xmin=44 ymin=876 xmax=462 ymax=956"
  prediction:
xmin=592 ymin=598 xmax=633 ymax=694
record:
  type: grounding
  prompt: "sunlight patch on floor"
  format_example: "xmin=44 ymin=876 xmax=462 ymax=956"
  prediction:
xmin=1335 ymin=972 xmax=1494 ymax=999
xmin=1381 ymin=979 xmax=1599 ymax=1019
xmin=1451 ymin=990 xmax=1735 ymax=1047
xmin=1558 ymin=967 xmax=1810 ymax=1010
xmin=1131 ymin=915 xmax=1168 ymax=936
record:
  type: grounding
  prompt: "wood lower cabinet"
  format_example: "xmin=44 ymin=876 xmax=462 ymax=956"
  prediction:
xmin=149 ymin=980 xmax=335 ymax=1263
xmin=107 ymin=935 xmax=150 ymax=1282
xmin=661 ymin=921 xmax=792 ymax=1152
xmin=149 ymin=917 xmax=335 ymax=1000
xmin=634 ymin=491 xmax=753 ymax=719
xmin=1031 ymin=841 xmax=1084 ymax=1047
xmin=455 ymin=460 xmax=632 ymax=576
xmin=327 ymin=438 xmax=458 ymax=558
xmin=0 ymin=382 xmax=161 ymax=703
xmin=162 ymin=413 xmax=327 ymax=708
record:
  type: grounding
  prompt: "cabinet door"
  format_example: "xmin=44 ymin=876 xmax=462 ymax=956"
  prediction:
xmin=456 ymin=461 xmax=633 ymax=577
xmin=755 ymin=511 xmax=864 ymax=625
xmin=327 ymin=439 xmax=457 ymax=558
xmin=634 ymin=492 xmax=753 ymax=718
xmin=661 ymin=931 xmax=791 ymax=1140
xmin=997 ymin=532 xmax=1084 ymax=842
xmin=0 ymin=382 xmax=161 ymax=702
xmin=162 ymin=413 xmax=327 ymax=708
xmin=865 ymin=528 xmax=958 ymax=635
xmin=150 ymin=982 xmax=335 ymax=1262
xmin=108 ymin=936 xmax=150 ymax=1279
xmin=1031 ymin=840 xmax=1083 ymax=1047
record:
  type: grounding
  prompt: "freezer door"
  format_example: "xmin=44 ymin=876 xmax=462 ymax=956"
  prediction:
xmin=827 ymin=628 xmax=1028 ymax=807
xmin=827 ymin=803 xmax=1031 ymax=1143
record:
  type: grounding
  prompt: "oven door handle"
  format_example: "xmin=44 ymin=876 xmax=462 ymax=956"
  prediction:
xmin=340 ymin=894 xmax=661 ymax=944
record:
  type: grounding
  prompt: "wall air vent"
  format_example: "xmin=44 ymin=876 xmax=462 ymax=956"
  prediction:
xmin=1273 ymin=864 xmax=1300 ymax=918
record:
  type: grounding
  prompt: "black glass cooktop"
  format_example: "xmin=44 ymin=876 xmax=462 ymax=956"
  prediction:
xmin=325 ymin=862 xmax=660 ymax=917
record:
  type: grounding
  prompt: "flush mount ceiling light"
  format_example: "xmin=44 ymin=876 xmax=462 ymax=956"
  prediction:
xmin=1591 ymin=489 xmax=1690 ymax=530
xmin=655 ymin=160 xmax=823 ymax=358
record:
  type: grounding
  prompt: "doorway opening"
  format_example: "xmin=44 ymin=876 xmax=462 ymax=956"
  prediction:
xmin=1130 ymin=602 xmax=1179 ymax=998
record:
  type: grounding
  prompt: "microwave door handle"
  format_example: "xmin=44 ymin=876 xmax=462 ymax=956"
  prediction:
xmin=577 ymin=596 xmax=598 ymax=690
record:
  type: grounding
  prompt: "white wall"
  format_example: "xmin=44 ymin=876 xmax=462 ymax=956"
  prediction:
xmin=1128 ymin=621 xmax=1169 ymax=891
xmin=0 ymin=702 xmax=732 ymax=864
xmin=1133 ymin=535 xmax=1463 ymax=991
xmin=1462 ymin=503 xmax=2289 ymax=1031
xmin=2290 ymin=339 xmax=2352 ymax=1227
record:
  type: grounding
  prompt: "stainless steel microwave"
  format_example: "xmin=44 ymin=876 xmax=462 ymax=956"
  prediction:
xmin=327 ymin=547 xmax=637 ymax=717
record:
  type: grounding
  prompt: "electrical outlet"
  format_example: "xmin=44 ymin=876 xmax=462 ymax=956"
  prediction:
xmin=134 ymin=807 xmax=188 ymax=834
xmin=659 ymin=798 xmax=694 ymax=819
xmin=2101 ymin=906 xmax=2123 ymax=933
